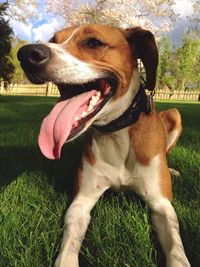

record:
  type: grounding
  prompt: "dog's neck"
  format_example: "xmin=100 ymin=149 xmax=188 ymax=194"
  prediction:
xmin=94 ymin=84 xmax=149 ymax=133
xmin=93 ymin=71 xmax=152 ymax=133
xmin=93 ymin=70 xmax=141 ymax=128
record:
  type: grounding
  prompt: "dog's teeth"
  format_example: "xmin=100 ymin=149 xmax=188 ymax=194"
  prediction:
xmin=90 ymin=99 xmax=96 ymax=106
xmin=86 ymin=92 xmax=101 ymax=113
xmin=91 ymin=95 xmax=98 ymax=102
xmin=96 ymin=91 xmax=101 ymax=97
xmin=81 ymin=111 xmax=88 ymax=117
xmin=88 ymin=104 xmax=94 ymax=111
xmin=90 ymin=94 xmax=100 ymax=105
xmin=74 ymin=116 xmax=79 ymax=121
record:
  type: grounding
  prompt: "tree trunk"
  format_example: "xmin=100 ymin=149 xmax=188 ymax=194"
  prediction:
xmin=181 ymin=77 xmax=186 ymax=90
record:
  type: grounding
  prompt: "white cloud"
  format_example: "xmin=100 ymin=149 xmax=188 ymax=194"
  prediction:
xmin=32 ymin=17 xmax=65 ymax=42
xmin=8 ymin=13 xmax=65 ymax=42
xmin=7 ymin=1 xmax=66 ymax=42
xmin=9 ymin=19 xmax=33 ymax=41
xmin=173 ymin=0 xmax=193 ymax=18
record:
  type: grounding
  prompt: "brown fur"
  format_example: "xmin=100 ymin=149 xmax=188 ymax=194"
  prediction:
xmin=159 ymin=154 xmax=173 ymax=200
xmin=129 ymin=111 xmax=167 ymax=166
xmin=49 ymin=25 xmax=180 ymax=202
xmin=50 ymin=25 xmax=157 ymax=99
xmin=84 ymin=130 xmax=96 ymax=166
xmin=50 ymin=27 xmax=77 ymax=43
xmin=128 ymin=108 xmax=181 ymax=200
xmin=74 ymin=163 xmax=83 ymax=197
xmin=18 ymin=24 xmax=190 ymax=267
xmin=159 ymin=109 xmax=182 ymax=154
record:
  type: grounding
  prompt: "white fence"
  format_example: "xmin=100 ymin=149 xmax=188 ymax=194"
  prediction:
xmin=0 ymin=82 xmax=59 ymax=97
xmin=0 ymin=82 xmax=199 ymax=101
xmin=154 ymin=89 xmax=200 ymax=101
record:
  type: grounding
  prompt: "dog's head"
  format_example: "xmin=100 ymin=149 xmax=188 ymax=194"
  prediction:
xmin=18 ymin=24 xmax=158 ymax=159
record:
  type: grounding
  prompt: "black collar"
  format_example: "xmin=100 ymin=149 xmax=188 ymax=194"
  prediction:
xmin=93 ymin=84 xmax=153 ymax=133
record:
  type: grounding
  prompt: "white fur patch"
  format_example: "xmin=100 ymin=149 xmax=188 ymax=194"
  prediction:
xmin=46 ymin=43 xmax=104 ymax=84
xmin=132 ymin=154 xmax=162 ymax=201
xmin=150 ymin=198 xmax=191 ymax=267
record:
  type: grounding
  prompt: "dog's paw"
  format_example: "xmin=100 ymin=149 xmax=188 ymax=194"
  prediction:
xmin=169 ymin=168 xmax=180 ymax=177
xmin=167 ymin=252 xmax=191 ymax=267
xmin=54 ymin=254 xmax=79 ymax=267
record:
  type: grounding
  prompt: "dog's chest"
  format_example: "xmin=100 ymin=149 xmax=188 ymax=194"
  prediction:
xmin=91 ymin=129 xmax=140 ymax=189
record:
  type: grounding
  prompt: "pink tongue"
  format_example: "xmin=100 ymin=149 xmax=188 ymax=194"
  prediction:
xmin=38 ymin=90 xmax=97 ymax=160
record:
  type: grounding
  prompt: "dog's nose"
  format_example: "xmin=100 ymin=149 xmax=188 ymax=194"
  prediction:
xmin=17 ymin=44 xmax=51 ymax=68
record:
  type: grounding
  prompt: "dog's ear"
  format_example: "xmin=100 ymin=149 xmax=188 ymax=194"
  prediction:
xmin=124 ymin=27 xmax=158 ymax=91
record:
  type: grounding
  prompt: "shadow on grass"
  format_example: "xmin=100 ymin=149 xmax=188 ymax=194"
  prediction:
xmin=0 ymin=140 xmax=84 ymax=199
xmin=1 ymin=145 xmax=198 ymax=266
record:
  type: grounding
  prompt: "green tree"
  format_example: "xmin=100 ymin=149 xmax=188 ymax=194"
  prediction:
xmin=10 ymin=38 xmax=28 ymax=83
xmin=177 ymin=34 xmax=199 ymax=90
xmin=189 ymin=38 xmax=200 ymax=88
xmin=169 ymin=47 xmax=181 ymax=90
xmin=0 ymin=2 xmax=15 ymax=83
xmin=157 ymin=34 xmax=200 ymax=91
xmin=157 ymin=35 xmax=172 ymax=89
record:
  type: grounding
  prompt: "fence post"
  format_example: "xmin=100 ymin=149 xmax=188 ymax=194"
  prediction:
xmin=46 ymin=82 xmax=52 ymax=96
xmin=0 ymin=80 xmax=4 ymax=95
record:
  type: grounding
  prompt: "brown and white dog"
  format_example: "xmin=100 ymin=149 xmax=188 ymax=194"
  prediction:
xmin=17 ymin=24 xmax=190 ymax=267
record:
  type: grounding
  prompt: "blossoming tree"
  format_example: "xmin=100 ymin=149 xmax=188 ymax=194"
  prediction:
xmin=189 ymin=0 xmax=200 ymax=33
xmin=45 ymin=0 xmax=176 ymax=33
xmin=7 ymin=0 xmax=39 ymax=23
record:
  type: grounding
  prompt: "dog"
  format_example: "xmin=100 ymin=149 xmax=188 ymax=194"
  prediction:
xmin=17 ymin=24 xmax=190 ymax=267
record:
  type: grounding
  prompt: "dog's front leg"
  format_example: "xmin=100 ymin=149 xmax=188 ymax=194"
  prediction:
xmin=133 ymin=155 xmax=190 ymax=267
xmin=54 ymin=161 xmax=110 ymax=267
xmin=150 ymin=198 xmax=190 ymax=267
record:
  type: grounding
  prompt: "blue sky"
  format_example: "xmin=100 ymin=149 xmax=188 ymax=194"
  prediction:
xmin=6 ymin=1 xmax=66 ymax=42
xmin=3 ymin=0 xmax=194 ymax=44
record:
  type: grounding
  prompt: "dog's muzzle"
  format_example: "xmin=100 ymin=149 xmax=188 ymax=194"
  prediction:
xmin=17 ymin=44 xmax=51 ymax=71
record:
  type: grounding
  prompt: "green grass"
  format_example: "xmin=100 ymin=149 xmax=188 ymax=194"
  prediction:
xmin=0 ymin=96 xmax=199 ymax=267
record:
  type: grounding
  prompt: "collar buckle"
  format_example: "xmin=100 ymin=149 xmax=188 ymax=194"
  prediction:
xmin=145 ymin=89 xmax=155 ymax=114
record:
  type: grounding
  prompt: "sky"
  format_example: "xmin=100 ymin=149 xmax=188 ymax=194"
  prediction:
xmin=4 ymin=0 xmax=195 ymax=45
xmin=7 ymin=1 xmax=66 ymax=42
xmin=169 ymin=0 xmax=194 ymax=45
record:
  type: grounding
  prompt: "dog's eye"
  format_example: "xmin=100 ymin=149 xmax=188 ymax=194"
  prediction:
xmin=84 ymin=38 xmax=104 ymax=49
xmin=49 ymin=36 xmax=56 ymax=43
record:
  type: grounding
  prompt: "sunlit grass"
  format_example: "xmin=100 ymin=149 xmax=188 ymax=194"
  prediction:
xmin=0 ymin=96 xmax=199 ymax=267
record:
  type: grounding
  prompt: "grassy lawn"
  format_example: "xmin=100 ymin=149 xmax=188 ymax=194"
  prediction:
xmin=0 ymin=96 xmax=199 ymax=267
